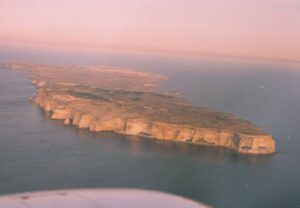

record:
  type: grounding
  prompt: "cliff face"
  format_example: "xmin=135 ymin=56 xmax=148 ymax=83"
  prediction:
xmin=6 ymin=62 xmax=276 ymax=155
xmin=34 ymin=91 xmax=275 ymax=154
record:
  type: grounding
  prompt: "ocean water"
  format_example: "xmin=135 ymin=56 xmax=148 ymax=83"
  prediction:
xmin=0 ymin=49 xmax=300 ymax=207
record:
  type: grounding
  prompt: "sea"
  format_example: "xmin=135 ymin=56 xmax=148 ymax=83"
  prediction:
xmin=0 ymin=47 xmax=300 ymax=207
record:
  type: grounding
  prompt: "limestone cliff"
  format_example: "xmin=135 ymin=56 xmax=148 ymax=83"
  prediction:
xmin=34 ymin=90 xmax=275 ymax=154
xmin=4 ymin=62 xmax=276 ymax=155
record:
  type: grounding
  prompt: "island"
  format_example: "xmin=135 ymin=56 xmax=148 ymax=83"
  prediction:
xmin=2 ymin=62 xmax=276 ymax=154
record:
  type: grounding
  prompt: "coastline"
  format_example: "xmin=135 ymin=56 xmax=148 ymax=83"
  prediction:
xmin=1 ymin=62 xmax=276 ymax=154
xmin=31 ymin=72 xmax=275 ymax=154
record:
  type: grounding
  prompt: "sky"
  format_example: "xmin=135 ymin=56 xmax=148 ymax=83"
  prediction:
xmin=1 ymin=0 xmax=300 ymax=62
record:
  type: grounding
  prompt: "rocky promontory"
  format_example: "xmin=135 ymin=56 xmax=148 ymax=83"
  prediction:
xmin=3 ymin=62 xmax=276 ymax=154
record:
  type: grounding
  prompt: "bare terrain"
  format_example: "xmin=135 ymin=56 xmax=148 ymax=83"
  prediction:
xmin=2 ymin=62 xmax=276 ymax=154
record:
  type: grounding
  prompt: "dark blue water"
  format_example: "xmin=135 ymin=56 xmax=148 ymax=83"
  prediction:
xmin=1 ymin=48 xmax=300 ymax=207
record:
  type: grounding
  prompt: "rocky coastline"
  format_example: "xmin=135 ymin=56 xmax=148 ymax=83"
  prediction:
xmin=3 ymin=62 xmax=276 ymax=155
xmin=34 ymin=88 xmax=276 ymax=155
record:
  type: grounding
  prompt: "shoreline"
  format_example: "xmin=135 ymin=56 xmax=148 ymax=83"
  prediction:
xmin=34 ymin=83 xmax=275 ymax=155
xmin=2 ymin=63 xmax=276 ymax=155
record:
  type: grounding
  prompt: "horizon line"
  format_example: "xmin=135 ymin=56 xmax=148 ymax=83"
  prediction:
xmin=1 ymin=40 xmax=300 ymax=66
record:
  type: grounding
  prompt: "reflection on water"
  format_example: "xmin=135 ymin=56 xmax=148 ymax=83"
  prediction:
xmin=123 ymin=135 xmax=273 ymax=166
xmin=51 ymin=116 xmax=272 ymax=166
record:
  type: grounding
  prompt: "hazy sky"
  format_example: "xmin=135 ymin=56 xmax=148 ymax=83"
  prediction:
xmin=1 ymin=0 xmax=300 ymax=62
